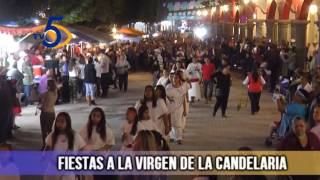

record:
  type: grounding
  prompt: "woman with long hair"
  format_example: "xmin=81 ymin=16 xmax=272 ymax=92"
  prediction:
xmin=45 ymin=112 xmax=86 ymax=151
xmin=135 ymin=85 xmax=169 ymax=137
xmin=166 ymin=72 xmax=187 ymax=144
xmin=79 ymin=107 xmax=115 ymax=151
xmin=212 ymin=66 xmax=232 ymax=118
xmin=44 ymin=112 xmax=86 ymax=180
xmin=121 ymin=107 xmax=138 ymax=150
xmin=243 ymin=69 xmax=266 ymax=115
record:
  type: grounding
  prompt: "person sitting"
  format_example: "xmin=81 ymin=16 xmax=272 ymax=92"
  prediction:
xmin=278 ymin=116 xmax=320 ymax=150
xmin=277 ymin=88 xmax=309 ymax=138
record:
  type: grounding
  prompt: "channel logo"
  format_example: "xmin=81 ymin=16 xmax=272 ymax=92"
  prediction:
xmin=33 ymin=16 xmax=72 ymax=49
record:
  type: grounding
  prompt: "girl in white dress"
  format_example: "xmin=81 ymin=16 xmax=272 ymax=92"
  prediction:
xmin=135 ymin=85 xmax=169 ymax=137
xmin=179 ymin=70 xmax=191 ymax=132
xmin=186 ymin=58 xmax=202 ymax=102
xmin=121 ymin=107 xmax=138 ymax=151
xmin=79 ymin=107 xmax=115 ymax=151
xmin=166 ymin=73 xmax=187 ymax=144
xmin=135 ymin=106 xmax=159 ymax=133
xmin=44 ymin=112 xmax=86 ymax=180
xmin=155 ymin=85 xmax=171 ymax=139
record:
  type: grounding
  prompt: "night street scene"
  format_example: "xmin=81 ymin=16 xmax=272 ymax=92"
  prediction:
xmin=0 ymin=0 xmax=320 ymax=180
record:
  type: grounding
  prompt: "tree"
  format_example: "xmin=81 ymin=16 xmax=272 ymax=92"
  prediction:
xmin=0 ymin=0 xmax=43 ymax=21
xmin=0 ymin=0 xmax=168 ymax=27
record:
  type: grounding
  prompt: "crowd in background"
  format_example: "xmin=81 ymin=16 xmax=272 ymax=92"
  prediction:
xmin=1 ymin=33 xmax=320 ymax=180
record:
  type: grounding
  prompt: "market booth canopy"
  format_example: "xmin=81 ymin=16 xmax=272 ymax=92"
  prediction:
xmin=69 ymin=25 xmax=113 ymax=43
xmin=118 ymin=28 xmax=144 ymax=37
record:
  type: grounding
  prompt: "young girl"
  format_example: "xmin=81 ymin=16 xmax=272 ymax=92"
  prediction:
xmin=121 ymin=107 xmax=138 ymax=151
xmin=79 ymin=107 xmax=115 ymax=151
xmin=135 ymin=106 xmax=158 ymax=133
xmin=155 ymin=85 xmax=171 ymax=137
xmin=45 ymin=112 xmax=86 ymax=151
xmin=135 ymin=85 xmax=168 ymax=137
xmin=44 ymin=112 xmax=86 ymax=180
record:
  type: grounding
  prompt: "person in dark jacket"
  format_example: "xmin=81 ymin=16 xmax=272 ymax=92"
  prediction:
xmin=84 ymin=57 xmax=97 ymax=106
xmin=212 ymin=66 xmax=232 ymax=118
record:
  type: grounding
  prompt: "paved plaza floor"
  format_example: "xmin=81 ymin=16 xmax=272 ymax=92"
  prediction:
xmin=12 ymin=71 xmax=277 ymax=151
xmin=11 ymin=71 xmax=279 ymax=180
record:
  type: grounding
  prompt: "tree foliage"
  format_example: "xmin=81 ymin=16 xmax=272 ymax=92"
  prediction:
xmin=0 ymin=0 xmax=167 ymax=26
xmin=48 ymin=0 xmax=167 ymax=26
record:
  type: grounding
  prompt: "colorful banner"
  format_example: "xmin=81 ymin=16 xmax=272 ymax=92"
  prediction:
xmin=0 ymin=151 xmax=320 ymax=176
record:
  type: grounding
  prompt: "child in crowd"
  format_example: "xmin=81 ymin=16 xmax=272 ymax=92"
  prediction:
xmin=136 ymin=106 xmax=158 ymax=133
xmin=79 ymin=107 xmax=115 ymax=151
xmin=44 ymin=112 xmax=86 ymax=180
xmin=121 ymin=107 xmax=138 ymax=151
xmin=44 ymin=112 xmax=86 ymax=151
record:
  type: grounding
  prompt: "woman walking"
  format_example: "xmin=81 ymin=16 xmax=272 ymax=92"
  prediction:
xmin=212 ymin=66 xmax=232 ymax=118
xmin=116 ymin=50 xmax=130 ymax=92
xmin=166 ymin=72 xmax=187 ymax=144
xmin=68 ymin=58 xmax=79 ymax=103
xmin=84 ymin=57 xmax=97 ymax=106
xmin=243 ymin=69 xmax=266 ymax=115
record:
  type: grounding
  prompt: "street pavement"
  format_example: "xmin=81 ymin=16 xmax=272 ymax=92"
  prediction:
xmin=12 ymin=71 xmax=277 ymax=151
xmin=11 ymin=71 xmax=278 ymax=180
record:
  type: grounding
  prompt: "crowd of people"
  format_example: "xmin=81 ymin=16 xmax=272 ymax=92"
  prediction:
xmin=1 ymin=32 xmax=320 ymax=180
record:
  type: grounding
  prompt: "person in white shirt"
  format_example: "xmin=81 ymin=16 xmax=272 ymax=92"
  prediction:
xmin=186 ymin=58 xmax=202 ymax=102
xmin=116 ymin=51 xmax=130 ymax=92
xmin=136 ymin=105 xmax=159 ymax=133
xmin=94 ymin=58 xmax=102 ymax=97
xmin=156 ymin=69 xmax=170 ymax=87
xmin=135 ymin=85 xmax=168 ymax=137
xmin=121 ymin=107 xmax=138 ymax=151
xmin=68 ymin=58 xmax=79 ymax=103
xmin=166 ymin=72 xmax=187 ymax=144
xmin=44 ymin=112 xmax=86 ymax=180
xmin=79 ymin=107 xmax=115 ymax=151
xmin=77 ymin=57 xmax=86 ymax=98
xmin=99 ymin=52 xmax=112 ymax=97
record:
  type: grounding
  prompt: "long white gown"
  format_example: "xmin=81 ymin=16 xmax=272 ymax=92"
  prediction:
xmin=166 ymin=84 xmax=185 ymax=141
xmin=186 ymin=62 xmax=202 ymax=101
xmin=135 ymin=99 xmax=168 ymax=137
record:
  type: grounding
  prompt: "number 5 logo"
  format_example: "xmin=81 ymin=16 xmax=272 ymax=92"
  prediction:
xmin=42 ymin=16 xmax=72 ymax=49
